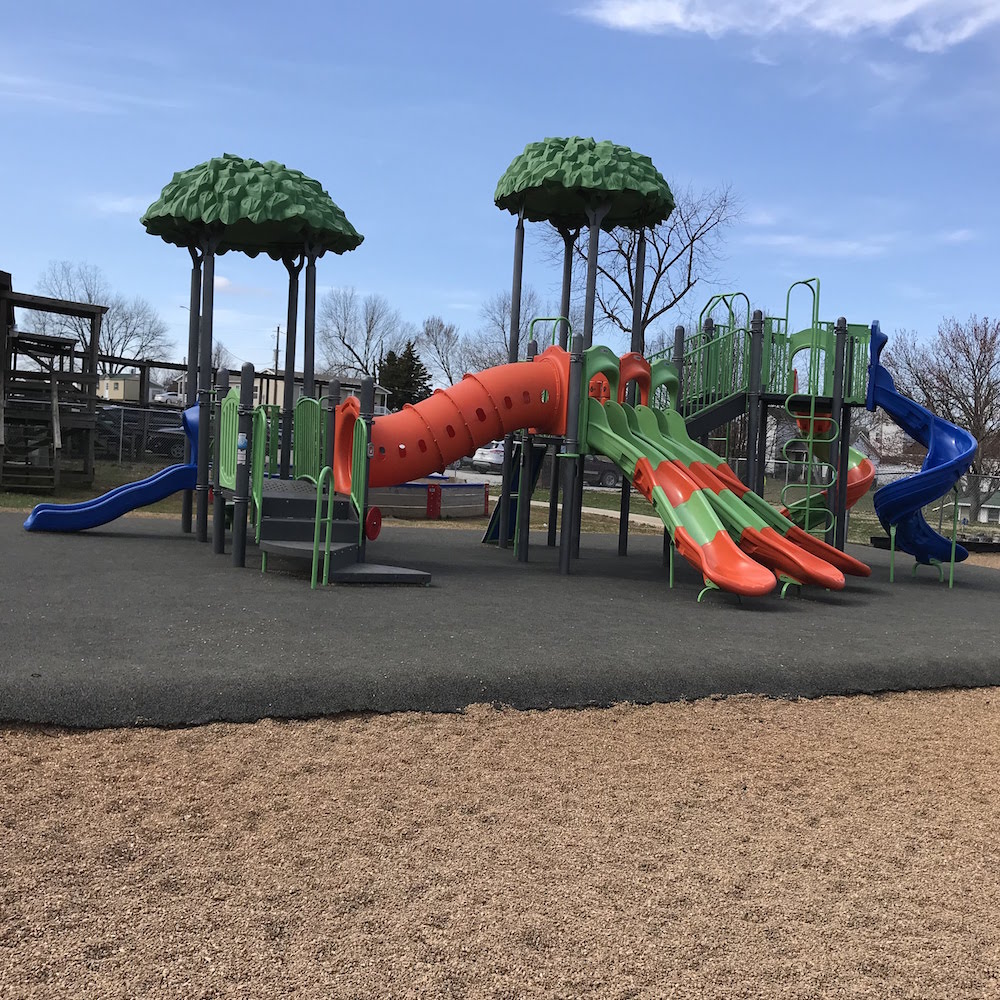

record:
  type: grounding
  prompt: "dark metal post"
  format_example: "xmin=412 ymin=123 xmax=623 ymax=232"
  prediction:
xmin=498 ymin=209 xmax=526 ymax=550
xmin=745 ymin=310 xmax=765 ymax=494
xmin=279 ymin=254 xmax=303 ymax=479
xmin=547 ymin=226 xmax=577 ymax=547
xmin=826 ymin=317 xmax=848 ymax=548
xmin=672 ymin=325 xmax=685 ymax=410
xmin=515 ymin=340 xmax=538 ymax=562
xmin=545 ymin=228 xmax=577 ymax=546
xmin=359 ymin=377 xmax=375 ymax=563
xmin=232 ymin=363 xmax=255 ymax=568
xmin=618 ymin=228 xmax=646 ymax=556
xmin=196 ymin=244 xmax=216 ymax=542
xmin=212 ymin=369 xmax=229 ymax=554
xmin=303 ymin=250 xmax=317 ymax=399
xmin=573 ymin=202 xmax=609 ymax=559
xmin=559 ymin=334 xmax=585 ymax=575
xmin=699 ymin=317 xmax=715 ymax=446
xmin=325 ymin=378 xmax=340 ymax=472
xmin=182 ymin=247 xmax=202 ymax=534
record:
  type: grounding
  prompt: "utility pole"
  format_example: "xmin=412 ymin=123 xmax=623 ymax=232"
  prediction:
xmin=273 ymin=325 xmax=281 ymax=406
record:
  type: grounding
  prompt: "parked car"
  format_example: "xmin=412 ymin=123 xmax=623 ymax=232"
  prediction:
xmin=537 ymin=451 xmax=622 ymax=488
xmin=153 ymin=391 xmax=186 ymax=406
xmin=471 ymin=440 xmax=505 ymax=473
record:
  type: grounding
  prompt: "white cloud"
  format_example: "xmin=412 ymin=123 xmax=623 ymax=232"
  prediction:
xmin=0 ymin=71 xmax=184 ymax=114
xmin=84 ymin=194 xmax=150 ymax=216
xmin=213 ymin=276 xmax=273 ymax=296
xmin=577 ymin=1 xmax=1000 ymax=52
xmin=742 ymin=231 xmax=896 ymax=257
xmin=745 ymin=207 xmax=780 ymax=226
xmin=938 ymin=227 xmax=976 ymax=243
xmin=750 ymin=47 xmax=778 ymax=66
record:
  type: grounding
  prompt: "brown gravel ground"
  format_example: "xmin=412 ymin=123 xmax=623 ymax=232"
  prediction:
xmin=3 ymin=689 xmax=1000 ymax=999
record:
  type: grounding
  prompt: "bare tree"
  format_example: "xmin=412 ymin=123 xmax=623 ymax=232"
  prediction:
xmin=542 ymin=185 xmax=740 ymax=349
xmin=457 ymin=287 xmax=544 ymax=372
xmin=418 ymin=316 xmax=465 ymax=385
xmin=317 ymin=287 xmax=410 ymax=378
xmin=36 ymin=261 xmax=172 ymax=373
xmin=885 ymin=317 xmax=1000 ymax=519
xmin=212 ymin=339 xmax=236 ymax=372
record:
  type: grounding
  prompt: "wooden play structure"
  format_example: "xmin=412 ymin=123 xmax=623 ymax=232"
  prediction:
xmin=0 ymin=270 xmax=106 ymax=491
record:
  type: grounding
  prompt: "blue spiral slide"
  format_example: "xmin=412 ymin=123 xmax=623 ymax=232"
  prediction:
xmin=24 ymin=406 xmax=198 ymax=532
xmin=866 ymin=322 xmax=977 ymax=564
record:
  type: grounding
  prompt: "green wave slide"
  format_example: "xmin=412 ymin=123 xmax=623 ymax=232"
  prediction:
xmin=583 ymin=397 xmax=869 ymax=598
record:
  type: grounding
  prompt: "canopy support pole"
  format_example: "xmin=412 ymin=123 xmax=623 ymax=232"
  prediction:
xmin=618 ymin=227 xmax=646 ymax=557
xmin=547 ymin=225 xmax=578 ymax=547
xmin=280 ymin=254 xmax=304 ymax=479
xmin=303 ymin=246 xmax=318 ymax=399
xmin=498 ymin=208 xmax=525 ymax=550
xmin=196 ymin=237 xmax=218 ymax=543
xmin=182 ymin=246 xmax=203 ymax=534
xmin=573 ymin=201 xmax=609 ymax=559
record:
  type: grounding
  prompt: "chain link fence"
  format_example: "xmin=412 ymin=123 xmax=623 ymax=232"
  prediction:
xmin=95 ymin=404 xmax=188 ymax=464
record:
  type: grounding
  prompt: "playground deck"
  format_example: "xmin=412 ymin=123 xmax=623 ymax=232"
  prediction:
xmin=1 ymin=510 xmax=997 ymax=728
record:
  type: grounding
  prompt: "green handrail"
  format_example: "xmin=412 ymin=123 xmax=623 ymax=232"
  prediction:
xmin=293 ymin=396 xmax=323 ymax=483
xmin=350 ymin=418 xmax=368 ymax=545
xmin=528 ymin=315 xmax=573 ymax=347
xmin=218 ymin=388 xmax=240 ymax=490
xmin=311 ymin=465 xmax=336 ymax=589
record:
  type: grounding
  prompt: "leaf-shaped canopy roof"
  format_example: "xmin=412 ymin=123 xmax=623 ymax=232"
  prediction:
xmin=495 ymin=136 xmax=674 ymax=230
xmin=142 ymin=154 xmax=363 ymax=259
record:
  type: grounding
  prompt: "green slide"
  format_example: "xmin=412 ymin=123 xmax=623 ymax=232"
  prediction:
xmin=584 ymin=398 xmax=777 ymax=597
xmin=623 ymin=404 xmax=849 ymax=589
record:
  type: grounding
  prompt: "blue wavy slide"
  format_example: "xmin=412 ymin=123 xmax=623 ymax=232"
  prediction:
xmin=866 ymin=322 xmax=977 ymax=564
xmin=24 ymin=406 xmax=198 ymax=532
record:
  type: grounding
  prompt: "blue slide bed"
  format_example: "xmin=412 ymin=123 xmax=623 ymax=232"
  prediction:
xmin=24 ymin=405 xmax=199 ymax=533
xmin=866 ymin=322 xmax=977 ymax=564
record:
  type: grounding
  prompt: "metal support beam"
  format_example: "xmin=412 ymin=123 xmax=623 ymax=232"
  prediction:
xmin=195 ymin=245 xmax=216 ymax=542
xmin=499 ymin=209 xmax=525 ymax=550
xmin=212 ymin=369 xmax=229 ymax=554
xmin=619 ymin=228 xmax=646 ymax=557
xmin=359 ymin=377 xmax=375 ymax=563
xmin=825 ymin=316 xmax=848 ymax=548
xmin=745 ymin=309 xmax=765 ymax=494
xmin=559 ymin=335 xmax=585 ymax=575
xmin=279 ymin=254 xmax=304 ymax=479
xmin=182 ymin=247 xmax=202 ymax=534
xmin=516 ymin=339 xmax=538 ymax=562
xmin=303 ymin=251 xmax=317 ymax=399
xmin=232 ymin=363 xmax=255 ymax=568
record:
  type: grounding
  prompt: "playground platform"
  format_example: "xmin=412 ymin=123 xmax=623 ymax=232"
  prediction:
xmin=1 ymin=510 xmax=997 ymax=729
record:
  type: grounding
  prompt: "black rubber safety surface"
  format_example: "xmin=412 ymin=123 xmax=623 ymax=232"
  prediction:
xmin=2 ymin=512 xmax=997 ymax=728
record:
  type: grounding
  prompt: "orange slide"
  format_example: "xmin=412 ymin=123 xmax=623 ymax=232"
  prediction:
xmin=333 ymin=346 xmax=570 ymax=494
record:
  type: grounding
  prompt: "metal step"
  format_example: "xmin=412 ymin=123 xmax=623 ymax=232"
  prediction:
xmin=259 ymin=539 xmax=359 ymax=569
xmin=259 ymin=495 xmax=353 ymax=520
xmin=258 ymin=515 xmax=358 ymax=543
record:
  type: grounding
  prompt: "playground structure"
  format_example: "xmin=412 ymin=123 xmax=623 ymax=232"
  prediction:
xmin=17 ymin=140 xmax=979 ymax=599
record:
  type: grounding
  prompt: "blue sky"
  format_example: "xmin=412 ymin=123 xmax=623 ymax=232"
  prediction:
xmin=2 ymin=0 xmax=998 ymax=371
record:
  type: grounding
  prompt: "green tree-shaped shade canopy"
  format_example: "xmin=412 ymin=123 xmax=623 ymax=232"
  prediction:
xmin=495 ymin=136 xmax=674 ymax=230
xmin=141 ymin=154 xmax=363 ymax=259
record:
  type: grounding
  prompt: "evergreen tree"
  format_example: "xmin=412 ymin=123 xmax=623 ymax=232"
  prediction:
xmin=379 ymin=340 xmax=432 ymax=409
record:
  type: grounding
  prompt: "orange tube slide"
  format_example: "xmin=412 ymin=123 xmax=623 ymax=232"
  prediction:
xmin=334 ymin=346 xmax=570 ymax=494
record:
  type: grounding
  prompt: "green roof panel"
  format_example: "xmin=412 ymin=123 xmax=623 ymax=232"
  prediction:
xmin=495 ymin=136 xmax=674 ymax=229
xmin=142 ymin=154 xmax=363 ymax=258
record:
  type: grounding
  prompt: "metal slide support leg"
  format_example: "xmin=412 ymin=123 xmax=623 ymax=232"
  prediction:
xmin=212 ymin=370 xmax=229 ymax=554
xmin=232 ymin=363 xmax=255 ymax=568
xmin=515 ymin=341 xmax=538 ymax=562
